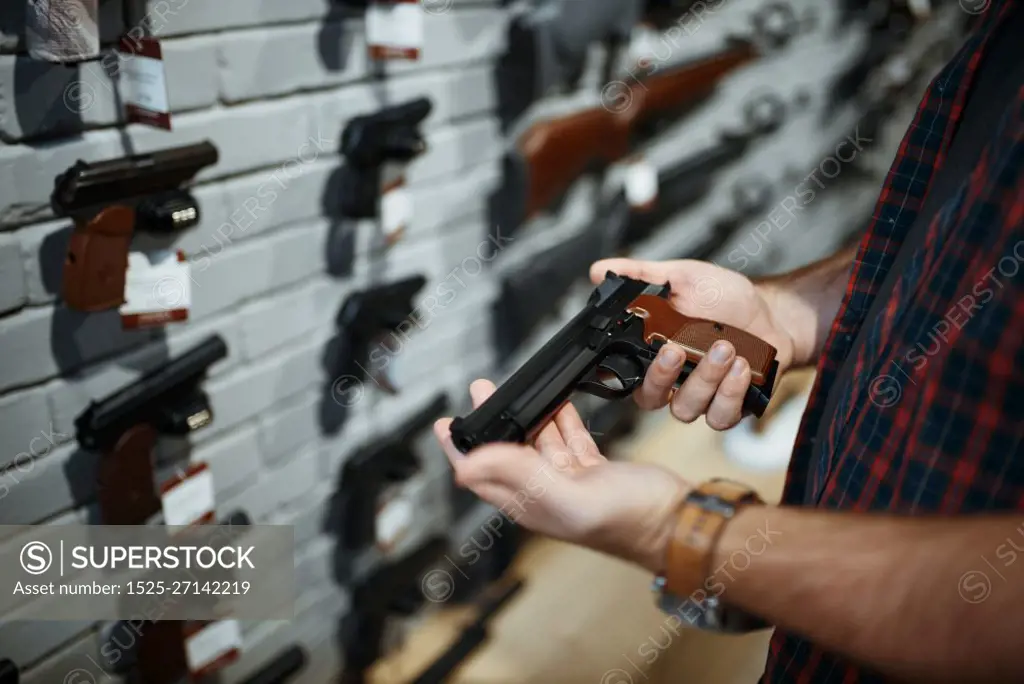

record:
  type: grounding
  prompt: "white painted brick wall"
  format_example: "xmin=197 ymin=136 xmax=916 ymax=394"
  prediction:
xmin=0 ymin=0 xmax=905 ymax=679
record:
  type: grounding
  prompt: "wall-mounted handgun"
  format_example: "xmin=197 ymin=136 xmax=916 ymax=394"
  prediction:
xmin=76 ymin=334 xmax=228 ymax=525
xmin=240 ymin=645 xmax=308 ymax=684
xmin=336 ymin=393 xmax=449 ymax=557
xmin=52 ymin=141 xmax=218 ymax=312
xmin=325 ymin=275 xmax=427 ymax=401
xmin=341 ymin=535 xmax=450 ymax=684
xmin=409 ymin=579 xmax=525 ymax=684
xmin=0 ymin=658 xmax=16 ymax=684
xmin=340 ymin=98 xmax=432 ymax=223
xmin=102 ymin=510 xmax=252 ymax=684
xmin=453 ymin=273 xmax=779 ymax=452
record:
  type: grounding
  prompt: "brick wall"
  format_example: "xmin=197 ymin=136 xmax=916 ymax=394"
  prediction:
xmin=0 ymin=0 xmax=956 ymax=681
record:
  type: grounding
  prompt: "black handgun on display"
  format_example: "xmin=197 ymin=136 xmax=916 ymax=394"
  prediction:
xmin=336 ymin=393 xmax=449 ymax=556
xmin=340 ymin=98 xmax=432 ymax=220
xmin=240 ymin=645 xmax=308 ymax=684
xmin=53 ymin=141 xmax=218 ymax=312
xmin=341 ymin=536 xmax=449 ymax=684
xmin=452 ymin=274 xmax=779 ymax=452
xmin=76 ymin=335 xmax=228 ymax=525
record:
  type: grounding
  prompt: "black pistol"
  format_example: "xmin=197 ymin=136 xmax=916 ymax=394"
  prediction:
xmin=326 ymin=275 xmax=427 ymax=394
xmin=410 ymin=579 xmax=525 ymax=684
xmin=52 ymin=141 xmax=218 ymax=312
xmin=453 ymin=273 xmax=779 ymax=452
xmin=341 ymin=536 xmax=450 ymax=684
xmin=76 ymin=335 xmax=228 ymax=524
xmin=340 ymin=98 xmax=433 ymax=220
xmin=336 ymin=393 xmax=449 ymax=557
xmin=240 ymin=646 xmax=308 ymax=684
xmin=0 ymin=659 xmax=17 ymax=684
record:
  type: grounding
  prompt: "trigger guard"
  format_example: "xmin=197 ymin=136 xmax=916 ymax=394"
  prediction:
xmin=577 ymin=355 xmax=644 ymax=400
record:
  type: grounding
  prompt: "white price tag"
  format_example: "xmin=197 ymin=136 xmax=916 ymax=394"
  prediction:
xmin=624 ymin=158 xmax=658 ymax=209
xmin=376 ymin=494 xmax=415 ymax=551
xmin=906 ymin=0 xmax=931 ymax=19
xmin=160 ymin=464 xmax=216 ymax=527
xmin=367 ymin=1 xmax=424 ymax=61
xmin=185 ymin=620 xmax=242 ymax=677
xmin=118 ymin=37 xmax=171 ymax=129
xmin=120 ymin=250 xmax=191 ymax=330
xmin=381 ymin=181 xmax=414 ymax=245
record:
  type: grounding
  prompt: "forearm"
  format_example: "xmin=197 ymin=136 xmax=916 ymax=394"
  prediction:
xmin=755 ymin=243 xmax=858 ymax=368
xmin=713 ymin=505 xmax=1024 ymax=683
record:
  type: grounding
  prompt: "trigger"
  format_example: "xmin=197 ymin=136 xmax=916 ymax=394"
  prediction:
xmin=577 ymin=355 xmax=644 ymax=400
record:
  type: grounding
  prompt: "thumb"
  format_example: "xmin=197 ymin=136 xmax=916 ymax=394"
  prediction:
xmin=589 ymin=258 xmax=678 ymax=286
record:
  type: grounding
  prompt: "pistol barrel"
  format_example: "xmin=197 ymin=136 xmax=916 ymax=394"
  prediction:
xmin=52 ymin=141 xmax=219 ymax=216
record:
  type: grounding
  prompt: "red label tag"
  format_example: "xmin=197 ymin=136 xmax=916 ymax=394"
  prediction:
xmin=118 ymin=36 xmax=172 ymax=130
xmin=367 ymin=0 xmax=424 ymax=61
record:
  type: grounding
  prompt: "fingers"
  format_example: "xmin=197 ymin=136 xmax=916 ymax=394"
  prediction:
xmin=635 ymin=342 xmax=687 ymax=410
xmin=551 ymin=402 xmax=604 ymax=466
xmin=705 ymin=357 xmax=751 ymax=431
xmin=452 ymin=443 xmax=550 ymax=491
xmin=434 ymin=417 xmax=465 ymax=463
xmin=469 ymin=378 xmax=496 ymax=405
xmin=666 ymin=342 xmax=751 ymax=431
xmin=590 ymin=258 xmax=677 ymax=287
xmin=670 ymin=340 xmax=737 ymax=423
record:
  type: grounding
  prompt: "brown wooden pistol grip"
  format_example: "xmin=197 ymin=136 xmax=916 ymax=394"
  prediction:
xmin=97 ymin=423 xmax=162 ymax=526
xmin=62 ymin=205 xmax=135 ymax=312
xmin=627 ymin=294 xmax=777 ymax=387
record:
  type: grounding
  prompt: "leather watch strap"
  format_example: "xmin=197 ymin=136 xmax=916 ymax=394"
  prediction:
xmin=664 ymin=479 xmax=763 ymax=599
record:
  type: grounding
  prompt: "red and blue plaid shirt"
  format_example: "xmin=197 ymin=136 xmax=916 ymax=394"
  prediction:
xmin=763 ymin=2 xmax=1024 ymax=682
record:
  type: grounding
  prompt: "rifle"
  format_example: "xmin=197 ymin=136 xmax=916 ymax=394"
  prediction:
xmin=409 ymin=579 xmax=525 ymax=684
xmin=335 ymin=393 xmax=449 ymax=560
xmin=341 ymin=536 xmax=450 ymax=684
xmin=451 ymin=273 xmax=779 ymax=452
xmin=320 ymin=276 xmax=427 ymax=432
xmin=492 ymin=37 xmax=763 ymax=241
xmin=240 ymin=645 xmax=308 ymax=684
xmin=339 ymin=98 xmax=432 ymax=226
xmin=52 ymin=141 xmax=218 ymax=312
xmin=75 ymin=334 xmax=228 ymax=525
xmin=608 ymin=92 xmax=786 ymax=253
xmin=493 ymin=224 xmax=606 ymax=365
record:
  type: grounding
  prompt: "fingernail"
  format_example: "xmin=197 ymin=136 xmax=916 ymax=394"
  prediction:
xmin=659 ymin=346 xmax=681 ymax=367
xmin=710 ymin=342 xmax=732 ymax=365
xmin=730 ymin=359 xmax=746 ymax=376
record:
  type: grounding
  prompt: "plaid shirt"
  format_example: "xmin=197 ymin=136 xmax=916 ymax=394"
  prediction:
xmin=763 ymin=2 xmax=1024 ymax=682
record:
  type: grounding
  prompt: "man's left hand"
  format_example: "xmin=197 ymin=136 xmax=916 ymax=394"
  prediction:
xmin=434 ymin=379 xmax=690 ymax=573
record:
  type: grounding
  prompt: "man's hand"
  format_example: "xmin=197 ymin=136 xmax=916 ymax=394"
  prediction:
xmin=590 ymin=257 xmax=799 ymax=430
xmin=434 ymin=379 xmax=689 ymax=573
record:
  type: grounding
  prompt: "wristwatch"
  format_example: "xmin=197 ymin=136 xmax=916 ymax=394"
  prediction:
xmin=652 ymin=478 xmax=770 ymax=632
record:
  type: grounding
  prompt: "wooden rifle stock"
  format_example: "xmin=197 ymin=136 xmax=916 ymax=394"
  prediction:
xmin=521 ymin=39 xmax=760 ymax=219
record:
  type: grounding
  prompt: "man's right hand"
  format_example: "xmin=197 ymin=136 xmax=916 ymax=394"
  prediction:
xmin=590 ymin=257 xmax=803 ymax=431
